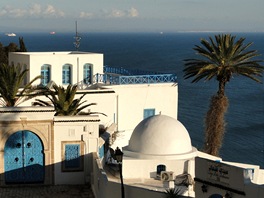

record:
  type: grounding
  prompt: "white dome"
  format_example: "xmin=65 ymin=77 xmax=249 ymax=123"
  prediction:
xmin=123 ymin=115 xmax=196 ymax=159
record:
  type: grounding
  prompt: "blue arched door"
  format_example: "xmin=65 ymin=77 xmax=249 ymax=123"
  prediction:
xmin=4 ymin=130 xmax=44 ymax=184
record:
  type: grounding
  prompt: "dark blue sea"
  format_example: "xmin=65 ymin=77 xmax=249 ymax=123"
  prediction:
xmin=1 ymin=32 xmax=263 ymax=168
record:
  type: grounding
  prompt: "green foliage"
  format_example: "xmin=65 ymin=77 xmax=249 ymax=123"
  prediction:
xmin=0 ymin=64 xmax=42 ymax=106
xmin=0 ymin=37 xmax=27 ymax=65
xmin=183 ymin=34 xmax=264 ymax=156
xmin=34 ymin=83 xmax=103 ymax=116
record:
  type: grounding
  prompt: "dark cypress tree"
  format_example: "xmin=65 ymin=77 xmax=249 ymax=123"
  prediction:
xmin=0 ymin=43 xmax=8 ymax=65
xmin=18 ymin=37 xmax=27 ymax=52
xmin=0 ymin=37 xmax=27 ymax=65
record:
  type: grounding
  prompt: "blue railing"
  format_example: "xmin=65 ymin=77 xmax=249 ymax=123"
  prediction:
xmin=103 ymin=66 xmax=159 ymax=76
xmin=94 ymin=73 xmax=177 ymax=85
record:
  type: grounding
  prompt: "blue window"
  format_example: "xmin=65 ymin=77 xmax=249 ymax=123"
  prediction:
xmin=62 ymin=64 xmax=72 ymax=84
xmin=41 ymin=64 xmax=51 ymax=85
xmin=83 ymin=63 xmax=92 ymax=84
xmin=144 ymin=108 xmax=155 ymax=119
xmin=63 ymin=143 xmax=83 ymax=171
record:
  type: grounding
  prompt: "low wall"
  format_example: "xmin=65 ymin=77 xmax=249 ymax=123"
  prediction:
xmin=91 ymin=153 xmax=166 ymax=198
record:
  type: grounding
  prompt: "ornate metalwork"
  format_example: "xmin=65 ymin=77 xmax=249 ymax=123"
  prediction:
xmin=94 ymin=73 xmax=177 ymax=85
xmin=73 ymin=21 xmax=81 ymax=51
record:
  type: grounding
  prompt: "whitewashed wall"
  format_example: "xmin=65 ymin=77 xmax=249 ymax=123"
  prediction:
xmin=9 ymin=51 xmax=178 ymax=149
xmin=92 ymin=153 xmax=167 ymax=198
xmin=109 ymin=83 xmax=178 ymax=148
xmin=20 ymin=83 xmax=178 ymax=149
xmin=122 ymin=158 xmax=193 ymax=179
xmin=53 ymin=115 xmax=100 ymax=185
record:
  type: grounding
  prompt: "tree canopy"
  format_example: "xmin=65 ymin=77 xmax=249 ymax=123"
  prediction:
xmin=33 ymin=83 xmax=105 ymax=116
xmin=0 ymin=37 xmax=27 ymax=65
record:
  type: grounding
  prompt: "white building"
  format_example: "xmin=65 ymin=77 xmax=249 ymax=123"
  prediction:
xmin=93 ymin=114 xmax=264 ymax=198
xmin=0 ymin=106 xmax=100 ymax=185
xmin=2 ymin=51 xmax=177 ymax=187
xmin=6 ymin=51 xmax=264 ymax=198
xmin=9 ymin=51 xmax=178 ymax=147
xmin=9 ymin=51 xmax=104 ymax=87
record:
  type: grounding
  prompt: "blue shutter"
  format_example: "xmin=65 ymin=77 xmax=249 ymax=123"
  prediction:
xmin=41 ymin=64 xmax=51 ymax=85
xmin=62 ymin=64 xmax=71 ymax=84
xmin=83 ymin=64 xmax=92 ymax=84
xmin=143 ymin=109 xmax=155 ymax=119
xmin=99 ymin=145 xmax=104 ymax=159
xmin=65 ymin=144 xmax=80 ymax=169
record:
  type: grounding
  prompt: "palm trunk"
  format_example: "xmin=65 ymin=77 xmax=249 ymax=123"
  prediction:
xmin=218 ymin=79 xmax=226 ymax=97
xmin=204 ymin=94 xmax=229 ymax=156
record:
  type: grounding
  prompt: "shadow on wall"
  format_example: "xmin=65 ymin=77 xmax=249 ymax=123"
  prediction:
xmin=2 ymin=151 xmax=94 ymax=186
xmin=92 ymin=153 xmax=193 ymax=198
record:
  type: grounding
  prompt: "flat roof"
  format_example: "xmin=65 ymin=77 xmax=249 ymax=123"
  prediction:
xmin=10 ymin=51 xmax=102 ymax=55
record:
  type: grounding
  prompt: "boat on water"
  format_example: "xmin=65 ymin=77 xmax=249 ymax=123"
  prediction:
xmin=50 ymin=31 xmax=56 ymax=35
xmin=5 ymin=33 xmax=16 ymax=37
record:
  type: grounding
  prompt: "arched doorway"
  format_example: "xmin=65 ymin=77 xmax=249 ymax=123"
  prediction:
xmin=4 ymin=130 xmax=44 ymax=184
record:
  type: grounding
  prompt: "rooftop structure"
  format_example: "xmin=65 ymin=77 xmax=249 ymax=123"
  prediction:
xmin=93 ymin=114 xmax=264 ymax=198
xmin=9 ymin=51 xmax=177 ymax=89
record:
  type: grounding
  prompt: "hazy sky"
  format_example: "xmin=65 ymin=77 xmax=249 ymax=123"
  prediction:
xmin=1 ymin=0 xmax=264 ymax=33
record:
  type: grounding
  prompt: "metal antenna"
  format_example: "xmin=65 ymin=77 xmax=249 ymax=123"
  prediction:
xmin=74 ymin=21 xmax=81 ymax=51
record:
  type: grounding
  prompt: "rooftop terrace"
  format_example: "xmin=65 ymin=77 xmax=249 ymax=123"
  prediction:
xmin=93 ymin=66 xmax=177 ymax=85
xmin=76 ymin=66 xmax=177 ymax=89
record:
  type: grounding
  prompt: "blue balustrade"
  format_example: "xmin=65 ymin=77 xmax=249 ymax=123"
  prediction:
xmin=76 ymin=66 xmax=177 ymax=88
xmin=94 ymin=73 xmax=177 ymax=85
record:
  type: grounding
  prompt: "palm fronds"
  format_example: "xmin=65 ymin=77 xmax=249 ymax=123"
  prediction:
xmin=33 ymin=83 xmax=105 ymax=116
xmin=0 ymin=64 xmax=42 ymax=106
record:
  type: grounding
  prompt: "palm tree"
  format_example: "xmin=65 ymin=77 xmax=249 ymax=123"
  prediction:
xmin=33 ymin=83 xmax=105 ymax=116
xmin=0 ymin=63 xmax=42 ymax=106
xmin=183 ymin=34 xmax=264 ymax=156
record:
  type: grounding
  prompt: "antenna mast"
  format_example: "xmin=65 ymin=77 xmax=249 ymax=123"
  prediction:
xmin=74 ymin=21 xmax=81 ymax=51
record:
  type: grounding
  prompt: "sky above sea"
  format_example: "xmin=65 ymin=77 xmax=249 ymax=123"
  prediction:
xmin=1 ymin=0 xmax=264 ymax=33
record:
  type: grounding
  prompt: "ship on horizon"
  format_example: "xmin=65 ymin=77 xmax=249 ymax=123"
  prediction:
xmin=5 ymin=33 xmax=16 ymax=37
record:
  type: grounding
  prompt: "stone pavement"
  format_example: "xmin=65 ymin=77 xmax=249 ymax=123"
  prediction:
xmin=0 ymin=185 xmax=95 ymax=198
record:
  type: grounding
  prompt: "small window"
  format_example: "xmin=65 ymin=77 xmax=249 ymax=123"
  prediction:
xmin=83 ymin=63 xmax=93 ymax=84
xmin=62 ymin=64 xmax=72 ymax=84
xmin=157 ymin=164 xmax=166 ymax=176
xmin=41 ymin=64 xmax=51 ymax=85
xmin=62 ymin=141 xmax=83 ymax=172
xmin=143 ymin=108 xmax=155 ymax=119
